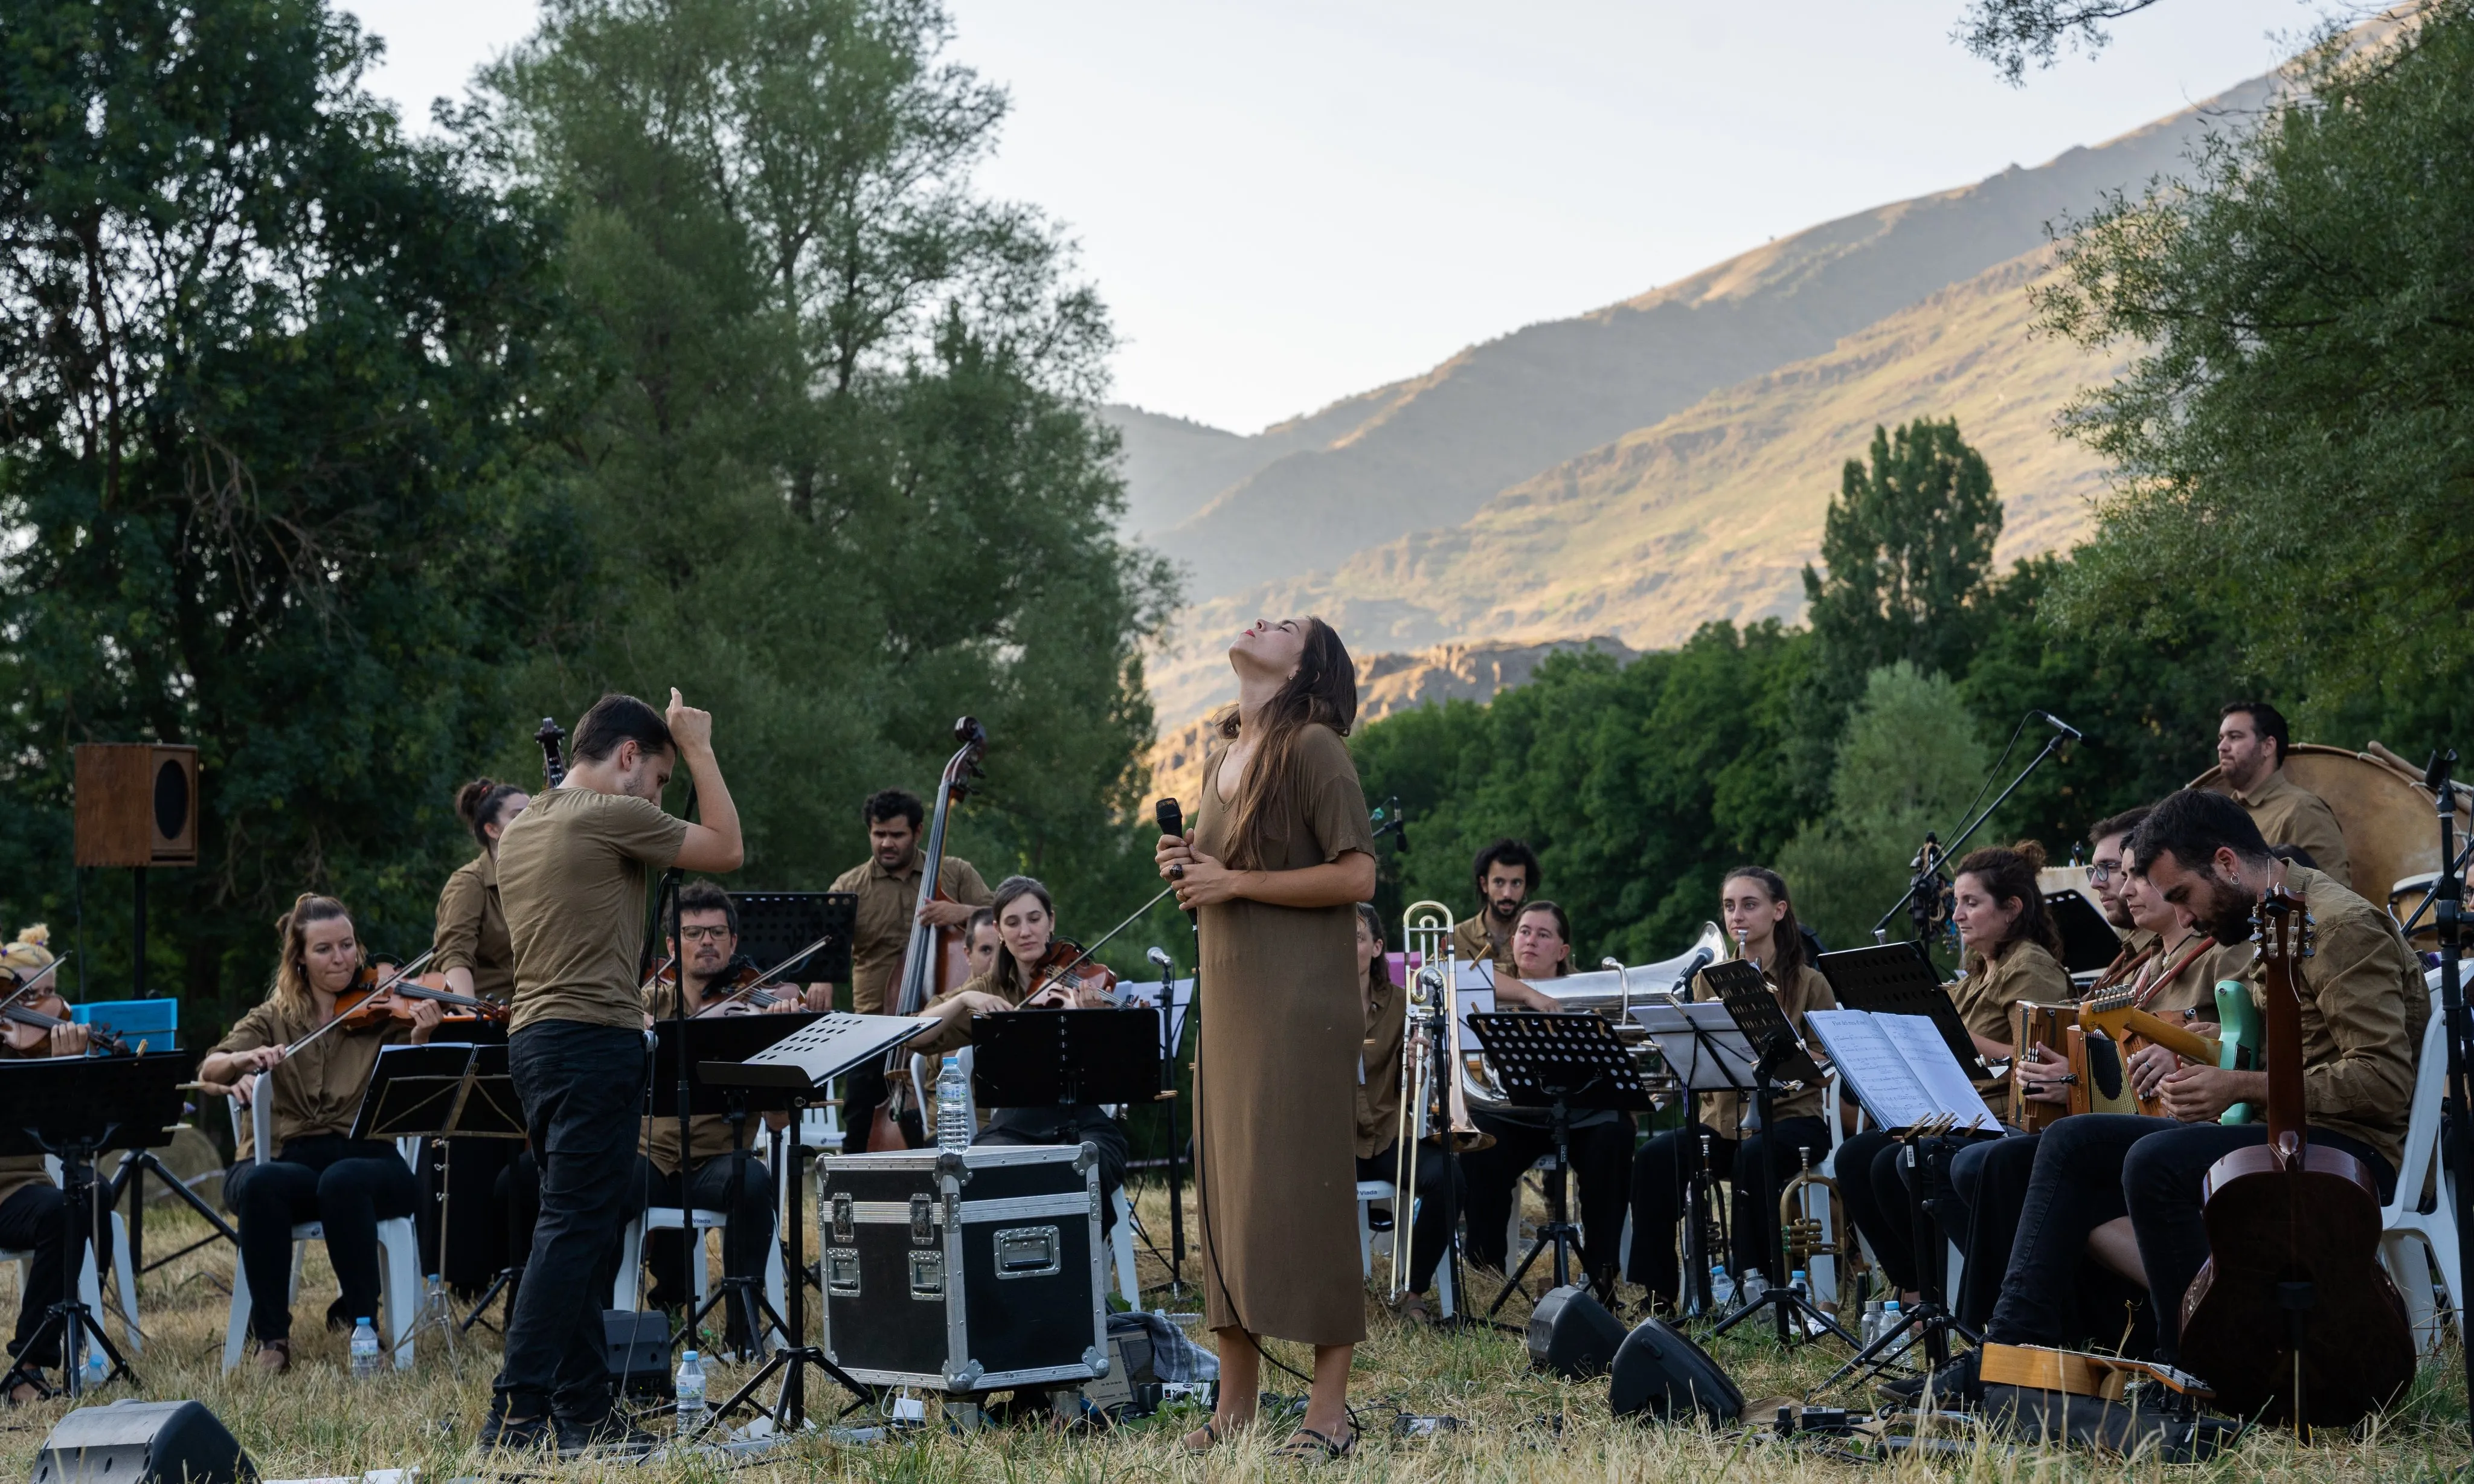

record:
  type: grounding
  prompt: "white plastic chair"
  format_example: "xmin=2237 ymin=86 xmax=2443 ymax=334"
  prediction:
xmin=613 ymin=1201 xmax=790 ymax=1358
xmin=19 ymin=1155 xmax=143 ymax=1355
xmin=2380 ymin=975 xmax=2463 ymax=1354
xmin=1354 ymin=1180 xmax=1395 ymax=1280
xmin=1108 ymin=1186 xmax=1139 ymax=1307
xmin=220 ymin=1073 xmax=420 ymax=1372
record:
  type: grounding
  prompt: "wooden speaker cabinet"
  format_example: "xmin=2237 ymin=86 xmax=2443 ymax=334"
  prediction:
xmin=75 ymin=744 xmax=199 ymax=868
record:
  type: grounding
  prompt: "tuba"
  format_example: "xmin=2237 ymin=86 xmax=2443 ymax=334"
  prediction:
xmin=1390 ymin=902 xmax=1484 ymax=1299
xmin=1454 ymin=921 xmax=1725 ymax=1117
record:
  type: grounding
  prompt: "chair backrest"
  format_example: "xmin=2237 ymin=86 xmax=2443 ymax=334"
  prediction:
xmin=249 ymin=1072 xmax=274 ymax=1166
xmin=2385 ymin=973 xmax=2450 ymax=1219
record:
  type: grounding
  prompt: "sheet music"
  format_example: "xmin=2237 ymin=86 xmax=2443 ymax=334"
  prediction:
xmin=1805 ymin=1010 xmax=1999 ymax=1132
xmin=1451 ymin=959 xmax=1496 ymax=1046
xmin=1879 ymin=1013 xmax=2001 ymax=1131
xmin=1110 ymin=978 xmax=1194 ymax=1056
xmin=1627 ymin=1001 xmax=1759 ymax=1092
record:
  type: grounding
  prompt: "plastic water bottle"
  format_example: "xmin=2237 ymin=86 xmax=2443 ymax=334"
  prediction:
xmin=81 ymin=1347 xmax=106 ymax=1389
xmin=1741 ymin=1268 xmax=1769 ymax=1306
xmin=1708 ymin=1265 xmax=1736 ymax=1312
xmin=1790 ymin=1268 xmax=1808 ymax=1297
xmin=1882 ymin=1298 xmax=1904 ymax=1344
xmin=349 ymin=1318 xmax=381 ymax=1379
xmin=936 ymin=1055 xmax=971 ymax=1154
xmin=675 ymin=1349 xmax=707 ymax=1431
xmin=1861 ymin=1298 xmax=1886 ymax=1347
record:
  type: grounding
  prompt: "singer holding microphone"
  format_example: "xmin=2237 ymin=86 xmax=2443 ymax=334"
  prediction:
xmin=1158 ymin=616 xmax=1377 ymax=1462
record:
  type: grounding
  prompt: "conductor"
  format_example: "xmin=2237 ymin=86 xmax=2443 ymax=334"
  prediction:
xmin=480 ymin=692 xmax=743 ymax=1453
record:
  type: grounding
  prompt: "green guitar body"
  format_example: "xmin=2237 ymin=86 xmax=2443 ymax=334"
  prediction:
xmin=2215 ymin=978 xmax=2264 ymax=1125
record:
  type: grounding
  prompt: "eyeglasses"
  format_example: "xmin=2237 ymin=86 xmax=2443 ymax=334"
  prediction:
xmin=678 ymin=927 xmax=733 ymax=944
xmin=2088 ymin=862 xmax=2125 ymax=884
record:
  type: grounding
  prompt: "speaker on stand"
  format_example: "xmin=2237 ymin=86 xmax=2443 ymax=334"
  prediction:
xmin=73 ymin=744 xmax=198 ymax=1001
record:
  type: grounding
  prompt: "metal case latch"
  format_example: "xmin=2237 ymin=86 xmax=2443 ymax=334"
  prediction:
xmin=909 ymin=1193 xmax=934 ymax=1244
xmin=831 ymin=1192 xmax=854 ymax=1242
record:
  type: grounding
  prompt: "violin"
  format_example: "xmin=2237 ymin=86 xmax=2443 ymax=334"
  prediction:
xmin=870 ymin=716 xmax=989 ymax=1152
xmin=1023 ymin=937 xmax=1124 ymax=1007
xmin=0 ymin=991 xmax=129 ymax=1056
xmin=334 ymin=963 xmax=507 ymax=1030
xmin=2173 ymin=866 xmax=2413 ymax=1428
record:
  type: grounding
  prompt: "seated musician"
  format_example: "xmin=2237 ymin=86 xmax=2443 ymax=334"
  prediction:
xmin=433 ymin=778 xmax=530 ymax=1006
xmin=1836 ymin=844 xmax=2068 ymax=1316
xmin=1924 ymin=789 xmax=2424 ymax=1401
xmin=1351 ymin=904 xmax=1462 ymax=1323
xmin=963 ymin=906 xmax=1000 ymax=981
xmin=912 ymin=875 xmax=1132 ymax=1227
xmin=1455 ymin=901 xmax=1633 ymax=1296
xmin=632 ymin=882 xmax=798 ymax=1352
xmin=0 ymin=927 xmax=104 ymax=1402
xmin=1455 ymin=839 xmax=1538 ymax=973
xmin=199 ymin=895 xmax=440 ymax=1373
xmin=1625 ymin=868 xmax=1836 ymax=1311
xmin=2215 ymin=701 xmax=2350 ymax=887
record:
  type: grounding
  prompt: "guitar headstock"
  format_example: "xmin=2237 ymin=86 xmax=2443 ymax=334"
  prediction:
xmin=2252 ymin=862 xmax=2316 ymax=965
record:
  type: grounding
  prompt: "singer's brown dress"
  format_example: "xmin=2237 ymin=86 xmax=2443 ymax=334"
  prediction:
xmin=1192 ymin=723 xmax=1377 ymax=1344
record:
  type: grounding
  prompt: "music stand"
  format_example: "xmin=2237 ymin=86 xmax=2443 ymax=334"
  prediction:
xmin=730 ymin=893 xmax=856 ymax=986
xmin=1817 ymin=945 xmax=1993 ymax=1081
xmin=2045 ymin=891 xmax=2122 ymax=977
xmin=696 ymin=1012 xmax=933 ymax=1435
xmin=1465 ymin=1012 xmax=1655 ymax=1314
xmin=349 ymin=1044 xmax=525 ymax=1351
xmin=0 ymin=1050 xmax=193 ymax=1398
xmin=969 ymin=1008 xmax=1164 ymax=1109
xmin=1698 ymin=963 xmax=1853 ymax=1351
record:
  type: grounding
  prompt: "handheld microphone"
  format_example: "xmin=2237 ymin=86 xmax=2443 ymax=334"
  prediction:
xmin=1155 ymin=797 xmax=1184 ymax=841
xmin=2034 ymin=710 xmax=2083 ymax=740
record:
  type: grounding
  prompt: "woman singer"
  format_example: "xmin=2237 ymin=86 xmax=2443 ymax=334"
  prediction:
xmin=0 ymin=926 xmax=99 ymax=1402
xmin=201 ymin=895 xmax=440 ymax=1372
xmin=1157 ymin=615 xmax=1377 ymax=1461
xmin=1456 ymin=901 xmax=1636 ymax=1297
xmin=1351 ymin=903 xmax=1462 ymax=1324
xmin=1624 ymin=867 xmax=1836 ymax=1309
xmin=911 ymin=875 xmax=1134 ymax=1224
xmin=1834 ymin=844 xmax=2067 ymax=1308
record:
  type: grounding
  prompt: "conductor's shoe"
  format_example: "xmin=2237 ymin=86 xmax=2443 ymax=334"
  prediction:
xmin=479 ymin=1393 xmax=552 ymax=1451
xmin=556 ymin=1408 xmax=659 ymax=1457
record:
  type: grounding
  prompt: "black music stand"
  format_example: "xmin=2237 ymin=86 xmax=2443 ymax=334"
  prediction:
xmin=970 ymin=1007 xmax=1164 ymax=1110
xmin=1699 ymin=963 xmax=1853 ymax=1351
xmin=1630 ymin=998 xmax=1759 ymax=1319
xmin=1817 ymin=945 xmax=1993 ymax=1081
xmin=0 ymin=1050 xmax=193 ymax=1398
xmin=648 ymin=1013 xmax=818 ymax=1357
xmin=348 ymin=1044 xmax=525 ymax=1347
xmin=699 ymin=1012 xmax=932 ymax=1436
xmin=1465 ymin=1012 xmax=1654 ymax=1314
xmin=729 ymin=893 xmax=856 ymax=986
xmin=2045 ymin=890 xmax=2123 ymax=977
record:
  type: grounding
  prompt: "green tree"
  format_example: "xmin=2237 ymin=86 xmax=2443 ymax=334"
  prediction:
xmin=1802 ymin=418 xmax=2003 ymax=687
xmin=1955 ymin=0 xmax=2171 ymax=85
xmin=0 ymin=0 xmax=571 ymax=1028
xmin=482 ymin=0 xmax=1177 ymax=928
xmin=2037 ymin=4 xmax=2474 ymax=752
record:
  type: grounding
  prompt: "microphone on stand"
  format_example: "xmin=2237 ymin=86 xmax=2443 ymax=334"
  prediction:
xmin=1669 ymin=946 xmax=1715 ymax=999
xmin=1146 ymin=946 xmax=1175 ymax=974
xmin=2034 ymin=710 xmax=2083 ymax=740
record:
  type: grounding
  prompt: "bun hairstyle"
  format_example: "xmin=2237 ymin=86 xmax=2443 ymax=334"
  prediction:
xmin=1720 ymin=867 xmax=1807 ymax=986
xmin=1212 ymin=616 xmax=1359 ymax=870
xmin=455 ymin=778 xmax=528 ymax=852
xmin=273 ymin=893 xmax=355 ymax=1009
xmin=1953 ymin=841 xmax=2061 ymax=971
xmin=0 ymin=924 xmax=55 ymax=985
xmin=986 ymin=876 xmax=1057 ymax=997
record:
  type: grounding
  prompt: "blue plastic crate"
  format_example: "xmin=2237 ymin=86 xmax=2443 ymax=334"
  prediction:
xmin=75 ymin=998 xmax=178 ymax=1050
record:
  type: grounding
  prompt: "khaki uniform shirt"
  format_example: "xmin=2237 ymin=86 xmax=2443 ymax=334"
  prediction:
xmin=1695 ymin=962 xmax=1837 ymax=1137
xmin=2230 ymin=769 xmax=2351 ymax=889
xmin=2088 ymin=929 xmax=2162 ymax=994
xmin=638 ymin=980 xmax=759 ymax=1175
xmin=430 ymin=851 xmax=515 ymax=1004
xmin=1949 ymin=939 xmax=2072 ymax=1046
xmin=2135 ymin=931 xmax=2254 ymax=1020
xmin=498 ymin=786 xmax=688 ymax=1035
xmin=1451 ymin=915 xmax=1516 ymax=974
xmin=909 ymin=965 xmax=1029 ymax=1058
xmin=829 ymin=854 xmax=994 ymax=1015
xmin=212 ymin=995 xmax=410 ymax=1154
xmin=2241 ymin=865 xmax=2427 ymax=1172
xmin=1355 ymin=972 xmax=1407 ymax=1160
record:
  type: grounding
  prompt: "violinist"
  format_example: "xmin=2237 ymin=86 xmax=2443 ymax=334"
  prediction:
xmin=198 ymin=895 xmax=441 ymax=1373
xmin=911 ymin=875 xmax=1131 ymax=1227
xmin=1929 ymin=791 xmax=2425 ymax=1404
xmin=630 ymin=882 xmax=795 ymax=1353
xmin=433 ymin=777 xmax=529 ymax=1004
xmin=826 ymin=789 xmax=994 ymax=1143
xmin=0 ymin=927 xmax=103 ymax=1402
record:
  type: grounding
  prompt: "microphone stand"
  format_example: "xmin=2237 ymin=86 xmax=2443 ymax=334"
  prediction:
xmin=2424 ymin=753 xmax=2474 ymax=1409
xmin=1872 ymin=716 xmax=2077 ymax=942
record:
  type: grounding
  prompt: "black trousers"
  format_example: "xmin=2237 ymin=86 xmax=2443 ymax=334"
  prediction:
xmin=1984 ymin=1114 xmax=2396 ymax=1366
xmin=0 ymin=1183 xmax=107 ymax=1371
xmin=975 ymin=1108 xmax=1129 ymax=1233
xmin=1458 ymin=1111 xmax=1635 ymax=1285
xmin=1945 ymin=1132 xmax=2042 ymax=1329
xmin=494 ymin=1021 xmax=647 ymax=1419
xmin=1834 ymin=1127 xmax=1990 ymax=1297
xmin=1625 ymin=1116 xmax=1828 ymax=1303
xmin=1358 ymin=1141 xmax=1465 ymax=1295
xmin=633 ymin=1151 xmax=774 ymax=1349
xmin=225 ymin=1134 xmax=419 ymax=1344
xmin=494 ymin=1147 xmax=647 ymax=1322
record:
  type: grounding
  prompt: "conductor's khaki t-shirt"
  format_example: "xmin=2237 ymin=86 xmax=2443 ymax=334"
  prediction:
xmin=499 ymin=785 xmax=688 ymax=1034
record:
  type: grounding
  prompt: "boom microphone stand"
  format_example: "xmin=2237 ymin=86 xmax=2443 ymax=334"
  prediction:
xmin=2424 ymin=751 xmax=2474 ymax=1409
xmin=1873 ymin=711 xmax=2080 ymax=943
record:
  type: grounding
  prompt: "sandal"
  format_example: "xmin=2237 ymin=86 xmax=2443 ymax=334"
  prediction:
xmin=1393 ymin=1292 xmax=1433 ymax=1326
xmin=2 ymin=1363 xmax=47 ymax=1405
xmin=254 ymin=1338 xmax=291 ymax=1374
xmin=1273 ymin=1425 xmax=1357 ymax=1462
xmin=1180 ymin=1417 xmax=1229 ymax=1453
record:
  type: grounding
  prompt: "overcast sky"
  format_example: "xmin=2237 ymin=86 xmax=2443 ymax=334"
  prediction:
xmin=347 ymin=0 xmax=2299 ymax=434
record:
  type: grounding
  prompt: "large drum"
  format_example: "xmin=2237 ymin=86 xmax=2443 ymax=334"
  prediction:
xmin=2191 ymin=742 xmax=2470 ymax=937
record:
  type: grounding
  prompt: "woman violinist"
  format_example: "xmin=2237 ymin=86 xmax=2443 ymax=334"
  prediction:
xmin=0 ymin=926 xmax=101 ymax=1401
xmin=199 ymin=895 xmax=441 ymax=1372
xmin=913 ymin=876 xmax=1133 ymax=1222
xmin=432 ymin=778 xmax=529 ymax=1005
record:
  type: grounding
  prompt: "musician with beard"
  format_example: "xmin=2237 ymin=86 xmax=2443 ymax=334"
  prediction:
xmin=1454 ymin=840 xmax=1538 ymax=974
xmin=2212 ymin=701 xmax=2350 ymax=888
xmin=1917 ymin=789 xmax=2423 ymax=1402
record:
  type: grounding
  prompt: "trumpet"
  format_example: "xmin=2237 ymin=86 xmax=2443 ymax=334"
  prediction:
xmin=1390 ymin=901 xmax=1484 ymax=1300
xmin=1778 ymin=1144 xmax=1846 ymax=1276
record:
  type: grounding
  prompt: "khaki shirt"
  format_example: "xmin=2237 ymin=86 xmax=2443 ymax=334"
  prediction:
xmin=1355 ymin=972 xmax=1407 ymax=1160
xmin=498 ymin=787 xmax=688 ymax=1035
xmin=2241 ymin=865 xmax=2427 ymax=1172
xmin=638 ymin=980 xmax=759 ymax=1175
xmin=2137 ymin=931 xmax=2254 ymax=1020
xmin=1451 ymin=915 xmax=1516 ymax=974
xmin=827 ymin=853 xmax=993 ymax=1015
xmin=430 ymin=851 xmax=515 ymax=1004
xmin=0 ymin=1044 xmax=53 ymax=1209
xmin=904 ymin=965 xmax=1029 ymax=1059
xmin=1949 ymin=939 xmax=2071 ymax=1046
xmin=1695 ymin=962 xmax=1837 ymax=1137
xmin=2229 ymin=769 xmax=2351 ymax=889
xmin=212 ymin=995 xmax=410 ymax=1153
xmin=2089 ymin=929 xmax=2162 ymax=994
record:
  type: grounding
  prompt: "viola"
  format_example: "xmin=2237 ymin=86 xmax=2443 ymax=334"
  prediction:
xmin=0 ymin=990 xmax=130 ymax=1057
xmin=869 ymin=716 xmax=990 ymax=1152
xmin=329 ymin=954 xmax=506 ymax=1033
xmin=1023 ymin=937 xmax=1125 ymax=1007
xmin=2173 ymin=866 xmax=2413 ymax=1429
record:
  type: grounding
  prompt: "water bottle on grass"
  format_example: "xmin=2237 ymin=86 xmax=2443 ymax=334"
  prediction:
xmin=349 ymin=1318 xmax=380 ymax=1379
xmin=676 ymin=1349 xmax=708 ymax=1432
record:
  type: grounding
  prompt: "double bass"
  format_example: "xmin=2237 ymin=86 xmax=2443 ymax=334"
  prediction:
xmin=2174 ymin=866 xmax=2414 ymax=1429
xmin=866 ymin=716 xmax=989 ymax=1152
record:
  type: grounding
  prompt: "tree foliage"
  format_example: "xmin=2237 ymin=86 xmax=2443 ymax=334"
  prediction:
xmin=1802 ymin=419 xmax=2003 ymax=690
xmin=1953 ymin=0 xmax=2171 ymax=84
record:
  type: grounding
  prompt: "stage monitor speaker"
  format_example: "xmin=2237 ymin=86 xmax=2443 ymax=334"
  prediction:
xmin=1526 ymin=1283 xmax=1627 ymax=1379
xmin=605 ymin=1309 xmax=672 ymax=1401
xmin=1608 ymin=1317 xmax=1744 ymax=1425
xmin=74 ymin=744 xmax=198 ymax=868
xmin=31 ymin=1398 xmax=254 ymax=1484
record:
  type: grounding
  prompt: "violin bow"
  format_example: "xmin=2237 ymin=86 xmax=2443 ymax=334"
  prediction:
xmin=1017 ymin=885 xmax=1180 ymax=1007
xmin=0 ymin=954 xmax=69 ymax=1017
xmin=280 ymin=948 xmax=441 ymax=1059
xmin=692 ymin=933 xmax=838 ymax=1017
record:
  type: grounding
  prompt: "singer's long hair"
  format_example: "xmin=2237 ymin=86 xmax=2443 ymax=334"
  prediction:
xmin=1722 ymin=867 xmax=1806 ymax=986
xmin=1212 ymin=617 xmax=1358 ymax=870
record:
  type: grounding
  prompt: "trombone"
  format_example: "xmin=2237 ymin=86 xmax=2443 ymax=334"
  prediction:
xmin=1389 ymin=901 xmax=1483 ymax=1300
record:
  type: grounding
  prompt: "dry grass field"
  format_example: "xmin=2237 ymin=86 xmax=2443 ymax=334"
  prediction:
xmin=2 ymin=1175 xmax=2463 ymax=1483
